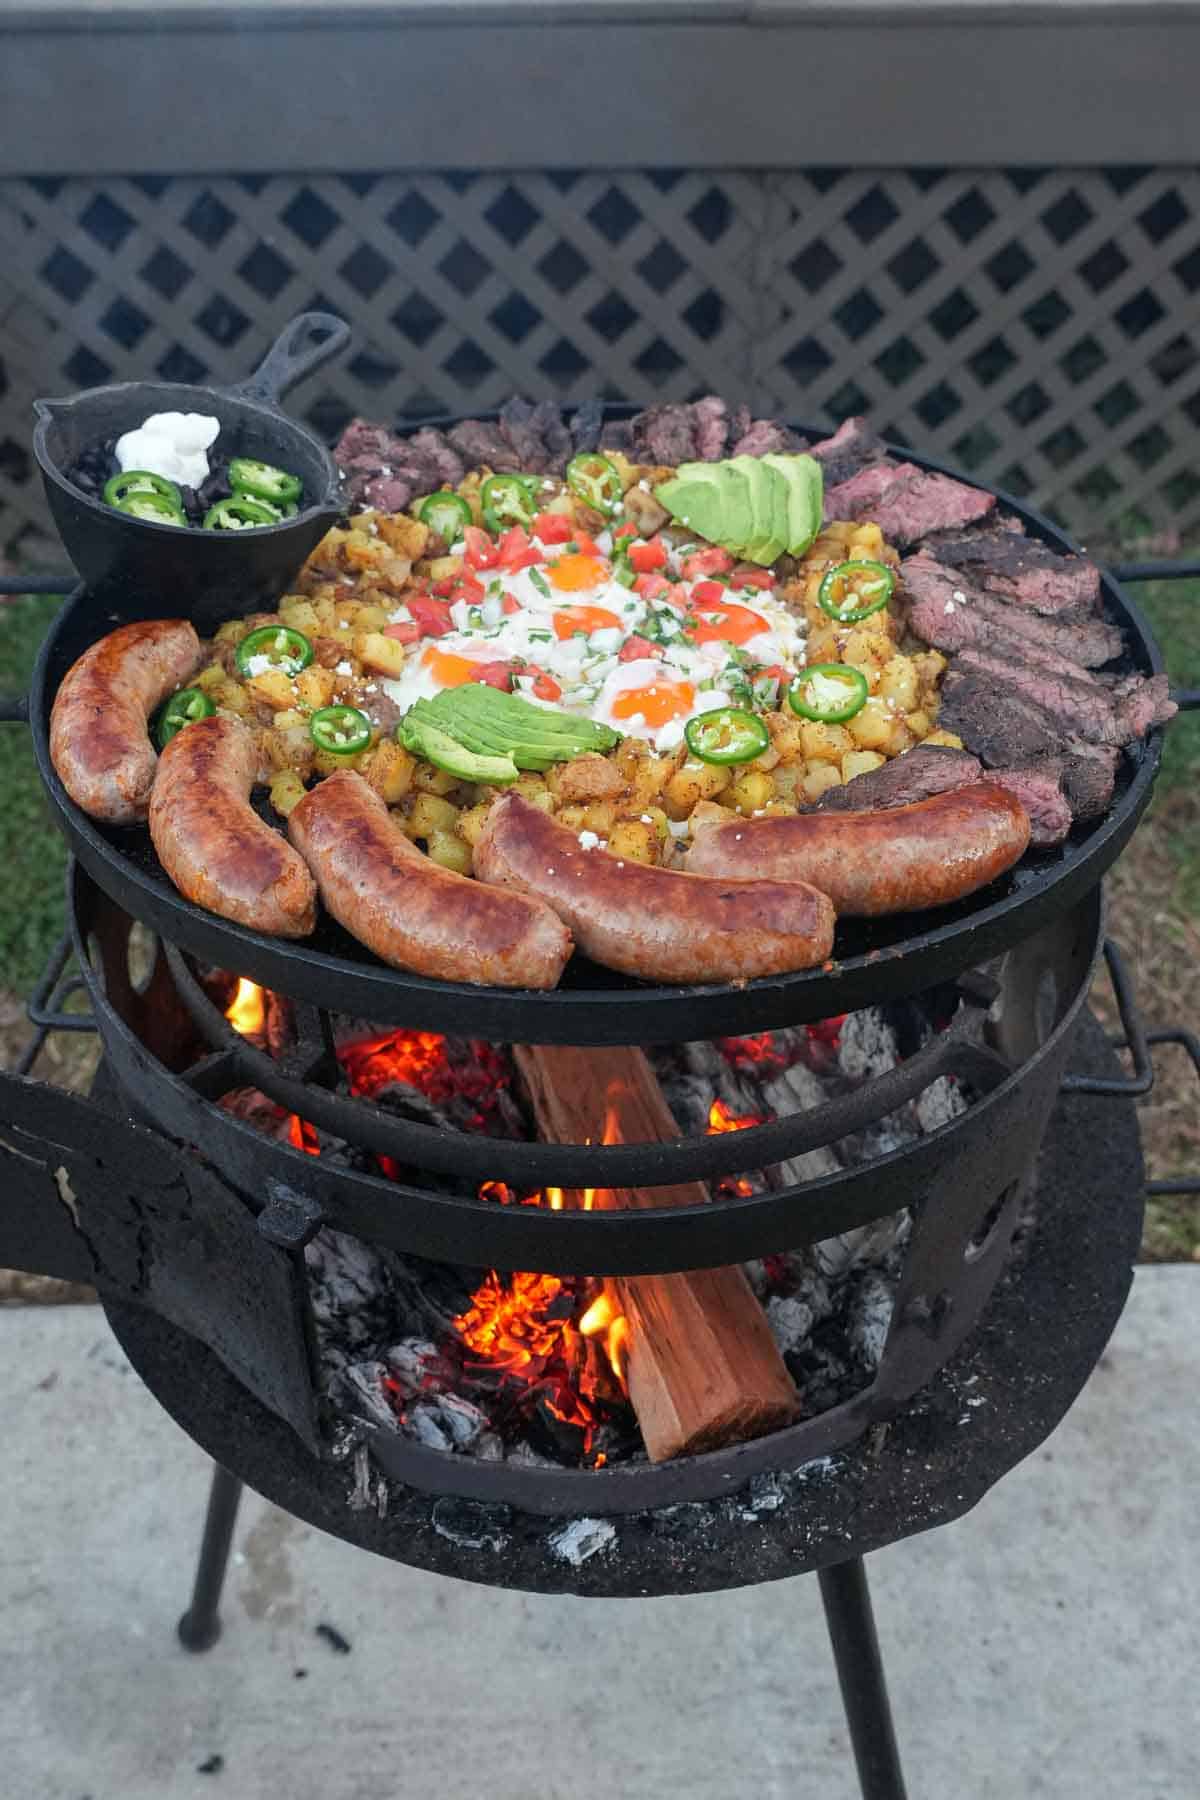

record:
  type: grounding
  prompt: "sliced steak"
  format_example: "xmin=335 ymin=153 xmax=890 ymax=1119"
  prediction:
xmin=529 ymin=399 xmax=573 ymax=472
xmin=499 ymin=396 xmax=551 ymax=470
xmin=569 ymin=398 xmax=605 ymax=454
xmin=692 ymin=395 xmax=730 ymax=460
xmin=629 ymin=404 xmax=699 ymax=466
xmin=809 ymin=417 xmax=887 ymax=487
xmin=954 ymin=647 xmax=1119 ymax=742
xmin=1115 ymin=672 xmax=1177 ymax=739
xmin=1059 ymin=745 xmax=1120 ymax=820
xmin=823 ymin=461 xmax=995 ymax=543
xmin=729 ymin=417 xmax=807 ymax=457
xmin=811 ymin=743 xmax=981 ymax=811
xmin=405 ymin=428 xmax=466 ymax=489
xmin=447 ymin=419 xmax=524 ymax=471
xmin=921 ymin=523 xmax=1100 ymax=614
xmin=939 ymin=670 xmax=1067 ymax=766
xmin=902 ymin=553 xmax=1123 ymax=668
xmin=985 ymin=767 xmax=1073 ymax=847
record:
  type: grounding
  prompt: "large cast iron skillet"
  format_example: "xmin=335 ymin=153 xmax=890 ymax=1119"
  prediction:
xmin=1 ymin=416 xmax=1185 ymax=1043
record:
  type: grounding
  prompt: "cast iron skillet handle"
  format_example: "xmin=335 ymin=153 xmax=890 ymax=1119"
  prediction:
xmin=231 ymin=312 xmax=352 ymax=409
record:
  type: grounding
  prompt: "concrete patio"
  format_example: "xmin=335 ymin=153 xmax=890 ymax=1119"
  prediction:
xmin=0 ymin=1265 xmax=1194 ymax=1800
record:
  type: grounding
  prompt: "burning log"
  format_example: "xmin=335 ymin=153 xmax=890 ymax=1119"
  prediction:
xmin=513 ymin=1045 xmax=801 ymax=1463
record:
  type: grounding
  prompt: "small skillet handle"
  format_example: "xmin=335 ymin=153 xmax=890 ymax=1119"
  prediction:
xmin=232 ymin=311 xmax=351 ymax=408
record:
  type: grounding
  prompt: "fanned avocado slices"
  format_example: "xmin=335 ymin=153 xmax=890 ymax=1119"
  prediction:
xmin=400 ymin=683 xmax=621 ymax=781
xmin=655 ymin=452 xmax=823 ymax=563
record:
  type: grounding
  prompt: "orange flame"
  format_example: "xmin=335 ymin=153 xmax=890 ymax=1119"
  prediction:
xmin=226 ymin=977 xmax=266 ymax=1038
xmin=707 ymin=1096 xmax=763 ymax=1134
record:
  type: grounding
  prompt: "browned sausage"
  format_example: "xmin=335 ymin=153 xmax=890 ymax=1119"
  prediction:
xmin=149 ymin=713 xmax=316 ymax=937
xmin=49 ymin=618 xmax=202 ymax=822
xmin=685 ymin=784 xmax=1031 ymax=915
xmin=288 ymin=771 xmax=572 ymax=988
xmin=473 ymin=792 xmax=835 ymax=983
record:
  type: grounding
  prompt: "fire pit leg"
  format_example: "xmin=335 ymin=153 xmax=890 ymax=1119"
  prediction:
xmin=817 ymin=1556 xmax=907 ymax=1800
xmin=177 ymin=1463 xmax=244 ymax=1653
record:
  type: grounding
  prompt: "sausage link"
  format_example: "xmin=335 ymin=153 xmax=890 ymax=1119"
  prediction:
xmin=288 ymin=771 xmax=572 ymax=988
xmin=685 ymin=784 xmax=1031 ymax=915
xmin=49 ymin=618 xmax=202 ymax=822
xmin=149 ymin=713 xmax=316 ymax=937
xmin=473 ymin=792 xmax=835 ymax=983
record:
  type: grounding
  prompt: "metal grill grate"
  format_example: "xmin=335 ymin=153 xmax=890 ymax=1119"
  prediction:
xmin=2 ymin=167 xmax=1199 ymax=557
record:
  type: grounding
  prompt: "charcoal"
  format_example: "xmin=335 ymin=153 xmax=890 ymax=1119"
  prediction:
xmin=431 ymin=1497 xmax=510 ymax=1551
xmin=851 ymin=1273 xmax=896 ymax=1368
xmin=547 ymin=1517 xmax=616 ymax=1565
xmin=765 ymin=1294 xmax=816 ymax=1355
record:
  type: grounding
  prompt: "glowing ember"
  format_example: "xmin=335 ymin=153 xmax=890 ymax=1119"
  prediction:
xmin=225 ymin=977 xmax=266 ymax=1038
xmin=457 ymin=1269 xmax=575 ymax=1372
xmin=707 ymin=1096 xmax=764 ymax=1134
xmin=288 ymin=1113 xmax=321 ymax=1156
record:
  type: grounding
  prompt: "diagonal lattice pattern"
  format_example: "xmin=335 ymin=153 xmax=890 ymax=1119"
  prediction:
xmin=1 ymin=168 xmax=1198 ymax=557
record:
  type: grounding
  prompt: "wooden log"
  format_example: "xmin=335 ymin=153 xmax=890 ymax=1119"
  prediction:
xmin=513 ymin=1044 xmax=800 ymax=1463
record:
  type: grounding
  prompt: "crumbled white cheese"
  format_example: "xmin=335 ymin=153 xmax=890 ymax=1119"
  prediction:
xmin=335 ymin=660 xmax=353 ymax=676
xmin=944 ymin=600 xmax=956 ymax=614
xmin=115 ymin=410 xmax=219 ymax=489
xmin=640 ymin=814 xmax=654 ymax=824
xmin=243 ymin=653 xmax=272 ymax=677
xmin=952 ymin=589 xmax=966 ymax=603
xmin=578 ymin=830 xmax=602 ymax=850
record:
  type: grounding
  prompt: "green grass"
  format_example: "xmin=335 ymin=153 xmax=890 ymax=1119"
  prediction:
xmin=1133 ymin=573 xmax=1200 ymax=915
xmin=0 ymin=594 xmax=70 ymax=992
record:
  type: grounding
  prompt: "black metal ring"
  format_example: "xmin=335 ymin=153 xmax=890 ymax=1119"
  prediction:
xmin=26 ymin=933 xmax=97 ymax=1034
xmin=1059 ymin=940 xmax=1153 ymax=1097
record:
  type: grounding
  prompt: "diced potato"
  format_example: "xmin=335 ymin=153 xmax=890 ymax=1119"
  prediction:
xmin=413 ymin=762 xmax=460 ymax=796
xmin=455 ymin=802 xmax=493 ymax=848
xmin=766 ymin=712 xmax=804 ymax=763
xmin=278 ymin=599 xmax=323 ymax=638
xmin=311 ymin=595 xmax=337 ymax=631
xmin=556 ymin=804 xmax=588 ymax=831
xmin=663 ymin=760 xmax=732 ymax=819
xmin=761 ymin=799 xmax=798 ymax=816
xmin=193 ymin=662 xmax=227 ymax=694
xmin=272 ymin=708 xmax=309 ymax=732
xmin=841 ymin=626 xmax=895 ymax=671
xmin=799 ymin=719 xmax=853 ymax=764
xmin=606 ymin=819 xmax=659 ymax=865
xmin=580 ymin=799 xmax=618 ymax=835
xmin=214 ymin=618 xmax=252 ymax=646
xmin=878 ymin=655 xmax=919 ymax=712
xmin=801 ymin=762 xmax=844 ymax=803
xmin=551 ymin=753 xmax=626 ymax=804
xmin=848 ymin=522 xmax=884 ymax=556
xmin=729 ymin=769 xmax=775 ymax=815
xmin=408 ymin=792 xmax=460 ymax=838
xmin=312 ymin=746 xmax=367 ymax=778
xmin=375 ymin=514 xmax=430 ymax=561
xmin=923 ymin=728 xmax=965 ymax=750
xmin=511 ymin=773 xmax=550 ymax=804
xmin=351 ymin=603 xmax=389 ymax=632
xmin=771 ymin=763 xmax=804 ymax=801
xmin=295 ymin=666 xmax=336 ymax=711
xmin=626 ymin=755 xmax=678 ymax=811
xmin=426 ymin=555 xmax=463 ymax=583
xmin=268 ymin=770 xmax=307 ymax=817
xmin=355 ymin=631 xmax=407 ymax=679
xmin=842 ymin=750 xmax=887 ymax=783
xmin=750 ymin=744 xmax=781 ymax=772
xmin=261 ymin=728 xmax=295 ymax=772
xmin=278 ymin=727 xmax=316 ymax=777
xmin=906 ymin=709 xmax=932 ymax=740
xmin=641 ymin=804 xmax=671 ymax=842
xmin=212 ymin=680 xmax=251 ymax=717
xmin=363 ymin=739 xmax=415 ymax=804
xmin=689 ymin=799 xmax=731 ymax=831
xmin=911 ymin=649 xmax=948 ymax=694
xmin=427 ymin=829 xmax=472 ymax=874
xmin=247 ymin=669 xmax=300 ymax=712
xmin=846 ymin=697 xmax=904 ymax=753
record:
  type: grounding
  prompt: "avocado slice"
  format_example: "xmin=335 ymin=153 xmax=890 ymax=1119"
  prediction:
xmin=655 ymin=469 xmax=728 ymax=545
xmin=441 ymin=684 xmax=620 ymax=752
xmin=729 ymin=455 xmax=786 ymax=565
xmin=401 ymin=714 xmax=519 ymax=785
xmin=762 ymin=453 xmax=824 ymax=557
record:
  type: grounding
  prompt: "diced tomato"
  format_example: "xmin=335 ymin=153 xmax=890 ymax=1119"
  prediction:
xmin=618 ymin=634 xmax=657 ymax=663
xmin=690 ymin=579 xmax=726 ymax=607
xmin=761 ymin=663 xmax=790 ymax=684
xmin=534 ymin=511 xmax=573 ymax=544
xmin=455 ymin=573 xmax=487 ymax=608
xmin=627 ymin=537 xmax=667 ymax=573
xmin=383 ymin=619 xmax=420 ymax=644
xmin=497 ymin=525 xmax=540 ymax=573
xmin=633 ymin=572 xmax=673 ymax=602
xmin=528 ymin=668 xmax=563 ymax=701
xmin=573 ymin=532 xmax=602 ymax=558
xmin=462 ymin=525 xmax=499 ymax=570
xmin=408 ymin=595 xmax=454 ymax=638
xmin=501 ymin=592 xmax=523 ymax=615
xmin=614 ymin=522 xmax=638 ymax=540
xmin=681 ymin=547 xmax=734 ymax=579
xmin=731 ymin=565 xmax=775 ymax=591
xmin=472 ymin=660 xmax=515 ymax=692
xmin=431 ymin=577 xmax=457 ymax=597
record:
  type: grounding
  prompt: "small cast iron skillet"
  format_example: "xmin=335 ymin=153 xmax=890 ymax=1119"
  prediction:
xmin=32 ymin=311 xmax=351 ymax=637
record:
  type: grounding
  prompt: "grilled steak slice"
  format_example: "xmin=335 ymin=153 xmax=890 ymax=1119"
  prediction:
xmin=1059 ymin=745 xmax=1120 ymax=819
xmin=630 ymin=404 xmax=699 ymax=466
xmin=903 ymin=553 xmax=1123 ymax=668
xmin=447 ymin=419 xmax=524 ymax=472
xmin=921 ymin=523 xmax=1100 ymax=614
xmin=499 ymin=396 xmax=551 ymax=470
xmin=812 ymin=743 xmax=982 ymax=811
xmin=823 ymin=461 xmax=995 ymax=543
xmin=334 ymin=418 xmax=448 ymax=510
xmin=529 ymin=399 xmax=573 ymax=471
xmin=692 ymin=395 xmax=730 ymax=460
xmin=569 ymin=398 xmax=605 ymax=454
xmin=955 ymin=647 xmax=1174 ymax=744
xmin=809 ymin=417 xmax=887 ymax=487
xmin=985 ymin=766 xmax=1073 ymax=847
xmin=939 ymin=670 xmax=1067 ymax=766
xmin=729 ymin=417 xmax=808 ymax=457
xmin=406 ymin=428 xmax=466 ymax=489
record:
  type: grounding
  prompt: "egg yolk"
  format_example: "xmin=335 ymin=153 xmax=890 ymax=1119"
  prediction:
xmin=548 ymin=553 xmax=607 ymax=592
xmin=553 ymin=604 xmax=624 ymax=640
xmin=425 ymin=646 xmax=483 ymax=687
xmin=689 ymin=602 xmax=770 ymax=646
xmin=611 ymin=679 xmax=695 ymax=728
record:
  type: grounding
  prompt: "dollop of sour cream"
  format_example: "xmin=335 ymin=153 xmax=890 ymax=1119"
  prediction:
xmin=115 ymin=411 xmax=220 ymax=489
